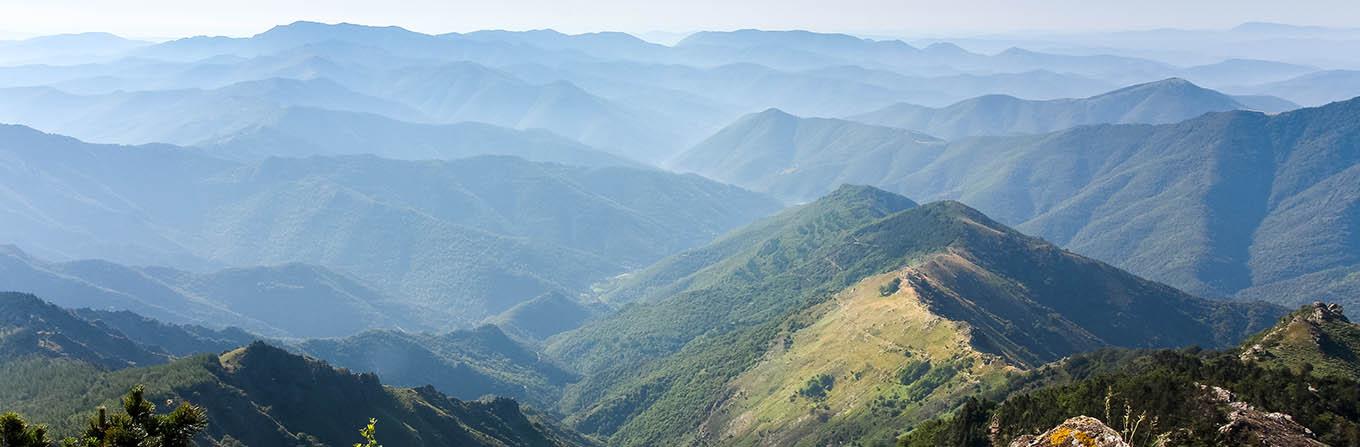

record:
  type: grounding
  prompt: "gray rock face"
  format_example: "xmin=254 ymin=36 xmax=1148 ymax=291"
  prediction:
xmin=1306 ymin=302 xmax=1348 ymax=324
xmin=1200 ymin=385 xmax=1328 ymax=447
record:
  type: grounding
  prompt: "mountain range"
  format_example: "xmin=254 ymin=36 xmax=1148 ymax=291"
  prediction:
xmin=293 ymin=324 xmax=579 ymax=410
xmin=847 ymin=78 xmax=1295 ymax=139
xmin=0 ymin=291 xmax=588 ymax=446
xmin=0 ymin=33 xmax=150 ymax=65
xmin=0 ymin=125 xmax=779 ymax=328
xmin=670 ymin=108 xmax=946 ymax=202
xmin=198 ymin=106 xmax=639 ymax=166
xmin=1230 ymin=69 xmax=1360 ymax=106
xmin=4 ymin=19 xmax=1360 ymax=447
xmin=0 ymin=245 xmax=416 ymax=338
xmin=675 ymin=96 xmax=1360 ymax=311
xmin=547 ymin=185 xmax=1280 ymax=446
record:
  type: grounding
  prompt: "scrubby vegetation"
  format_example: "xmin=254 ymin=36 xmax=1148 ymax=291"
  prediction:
xmin=900 ymin=348 xmax=1360 ymax=446
xmin=878 ymin=277 xmax=902 ymax=296
xmin=0 ymin=385 xmax=207 ymax=447
xmin=798 ymin=374 xmax=836 ymax=400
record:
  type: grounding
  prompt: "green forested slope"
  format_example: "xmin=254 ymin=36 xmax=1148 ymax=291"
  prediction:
xmin=548 ymin=186 xmax=1279 ymax=446
xmin=677 ymin=97 xmax=1360 ymax=309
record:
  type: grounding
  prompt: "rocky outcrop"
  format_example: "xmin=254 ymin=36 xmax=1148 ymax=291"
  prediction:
xmin=1200 ymin=385 xmax=1327 ymax=447
xmin=1009 ymin=416 xmax=1131 ymax=447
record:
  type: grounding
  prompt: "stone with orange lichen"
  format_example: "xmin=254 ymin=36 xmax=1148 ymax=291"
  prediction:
xmin=1009 ymin=416 xmax=1130 ymax=447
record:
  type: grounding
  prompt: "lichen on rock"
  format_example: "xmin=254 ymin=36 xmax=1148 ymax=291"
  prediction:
xmin=1008 ymin=416 xmax=1130 ymax=447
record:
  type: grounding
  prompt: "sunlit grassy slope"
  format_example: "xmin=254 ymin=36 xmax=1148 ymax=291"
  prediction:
xmin=704 ymin=271 xmax=1014 ymax=446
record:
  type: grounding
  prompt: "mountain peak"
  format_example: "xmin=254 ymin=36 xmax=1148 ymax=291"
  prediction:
xmin=923 ymin=42 xmax=966 ymax=53
xmin=1305 ymin=301 xmax=1350 ymax=324
xmin=1149 ymin=76 xmax=1192 ymax=86
xmin=1240 ymin=302 xmax=1360 ymax=380
xmin=752 ymin=107 xmax=795 ymax=118
xmin=817 ymin=184 xmax=919 ymax=212
xmin=1099 ymin=77 xmax=1208 ymax=97
xmin=0 ymin=244 xmax=32 ymax=260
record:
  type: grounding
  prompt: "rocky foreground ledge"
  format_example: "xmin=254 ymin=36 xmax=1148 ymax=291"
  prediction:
xmin=1009 ymin=383 xmax=1328 ymax=447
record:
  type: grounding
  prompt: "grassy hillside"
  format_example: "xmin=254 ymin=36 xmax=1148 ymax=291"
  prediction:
xmin=547 ymin=186 xmax=1279 ymax=446
xmin=1239 ymin=302 xmax=1360 ymax=380
xmin=695 ymin=271 xmax=1016 ymax=445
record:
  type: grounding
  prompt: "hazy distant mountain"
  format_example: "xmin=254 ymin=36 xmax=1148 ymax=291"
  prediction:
xmin=1177 ymin=58 xmax=1319 ymax=86
xmin=803 ymin=66 xmax=1119 ymax=106
xmin=1232 ymin=69 xmax=1360 ymax=106
xmin=670 ymin=108 xmax=945 ymax=202
xmin=505 ymin=62 xmax=1121 ymax=140
xmin=454 ymin=29 xmax=668 ymax=62
xmin=0 ymin=125 xmax=779 ymax=327
xmin=0 ymin=78 xmax=423 ymax=146
xmin=0 ymin=32 xmax=149 ymax=65
xmin=0 ymin=55 xmax=686 ymax=162
xmin=988 ymin=47 xmax=1174 ymax=82
xmin=679 ymin=97 xmax=1360 ymax=310
xmin=550 ymin=185 xmax=1280 ymax=446
xmin=676 ymin=29 xmax=1176 ymax=81
xmin=71 ymin=308 xmax=256 ymax=356
xmin=876 ymin=99 xmax=1360 ymax=306
xmin=134 ymin=21 xmax=576 ymax=66
xmin=0 ymin=246 xmax=415 ymax=338
xmin=848 ymin=78 xmax=1288 ymax=139
xmin=489 ymin=291 xmax=604 ymax=341
xmin=0 ymin=43 xmax=408 ymax=95
xmin=296 ymin=324 xmax=579 ymax=409
xmin=922 ymin=22 xmax=1360 ymax=69
xmin=198 ymin=106 xmax=639 ymax=166
xmin=1231 ymin=94 xmax=1303 ymax=113
xmin=367 ymin=63 xmax=683 ymax=161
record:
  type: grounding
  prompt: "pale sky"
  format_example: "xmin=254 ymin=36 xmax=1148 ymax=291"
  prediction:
xmin=1 ymin=0 xmax=1359 ymax=40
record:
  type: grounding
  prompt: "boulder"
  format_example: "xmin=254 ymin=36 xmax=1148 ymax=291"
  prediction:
xmin=1009 ymin=416 xmax=1130 ymax=447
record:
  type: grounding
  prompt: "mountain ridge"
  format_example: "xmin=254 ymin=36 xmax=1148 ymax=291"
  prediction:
xmin=0 ymin=125 xmax=779 ymax=329
xmin=548 ymin=185 xmax=1281 ymax=446
xmin=847 ymin=78 xmax=1290 ymax=139
xmin=676 ymin=96 xmax=1360 ymax=309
